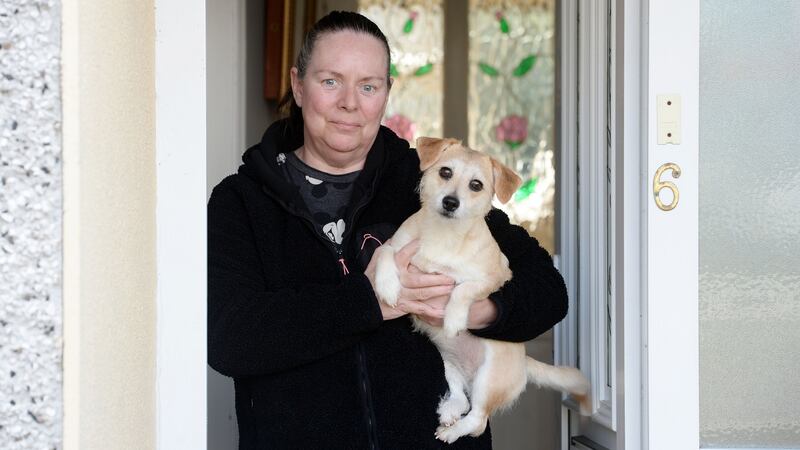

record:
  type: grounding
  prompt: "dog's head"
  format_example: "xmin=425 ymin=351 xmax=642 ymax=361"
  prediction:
xmin=416 ymin=137 xmax=522 ymax=220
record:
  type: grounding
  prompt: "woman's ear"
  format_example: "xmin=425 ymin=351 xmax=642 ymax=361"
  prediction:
xmin=290 ymin=67 xmax=302 ymax=107
xmin=416 ymin=137 xmax=459 ymax=171
xmin=491 ymin=157 xmax=522 ymax=204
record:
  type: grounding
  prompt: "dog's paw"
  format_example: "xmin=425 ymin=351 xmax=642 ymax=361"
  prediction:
xmin=374 ymin=264 xmax=401 ymax=307
xmin=443 ymin=314 xmax=468 ymax=338
xmin=574 ymin=391 xmax=592 ymax=416
xmin=376 ymin=282 xmax=400 ymax=307
xmin=435 ymin=424 xmax=465 ymax=444
xmin=437 ymin=397 xmax=470 ymax=426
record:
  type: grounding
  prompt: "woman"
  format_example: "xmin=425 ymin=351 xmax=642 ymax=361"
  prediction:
xmin=208 ymin=10 xmax=568 ymax=449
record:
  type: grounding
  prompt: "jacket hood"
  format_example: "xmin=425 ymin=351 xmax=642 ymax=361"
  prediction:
xmin=239 ymin=118 xmax=412 ymax=211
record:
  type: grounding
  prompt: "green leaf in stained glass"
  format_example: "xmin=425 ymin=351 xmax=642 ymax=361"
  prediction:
xmin=390 ymin=64 xmax=399 ymax=77
xmin=514 ymin=177 xmax=539 ymax=202
xmin=414 ymin=63 xmax=433 ymax=76
xmin=478 ymin=62 xmax=499 ymax=77
xmin=403 ymin=18 xmax=414 ymax=34
xmin=505 ymin=140 xmax=523 ymax=150
xmin=512 ymin=55 xmax=537 ymax=77
xmin=500 ymin=17 xmax=510 ymax=34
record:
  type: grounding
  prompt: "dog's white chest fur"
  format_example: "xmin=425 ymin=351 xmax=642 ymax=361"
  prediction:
xmin=396 ymin=215 xmax=511 ymax=286
xmin=410 ymin=238 xmax=493 ymax=284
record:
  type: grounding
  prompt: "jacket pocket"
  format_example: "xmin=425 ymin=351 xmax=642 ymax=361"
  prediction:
xmin=351 ymin=222 xmax=398 ymax=272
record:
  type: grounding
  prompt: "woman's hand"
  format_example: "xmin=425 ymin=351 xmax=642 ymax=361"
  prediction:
xmin=366 ymin=240 xmax=455 ymax=321
xmin=413 ymin=295 xmax=498 ymax=330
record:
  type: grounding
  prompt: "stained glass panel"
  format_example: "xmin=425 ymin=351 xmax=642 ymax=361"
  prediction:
xmin=360 ymin=0 xmax=444 ymax=144
xmin=468 ymin=0 xmax=555 ymax=250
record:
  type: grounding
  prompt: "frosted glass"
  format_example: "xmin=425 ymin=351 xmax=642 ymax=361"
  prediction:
xmin=699 ymin=1 xmax=800 ymax=447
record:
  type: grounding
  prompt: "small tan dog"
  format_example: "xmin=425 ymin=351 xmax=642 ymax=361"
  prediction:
xmin=373 ymin=137 xmax=590 ymax=443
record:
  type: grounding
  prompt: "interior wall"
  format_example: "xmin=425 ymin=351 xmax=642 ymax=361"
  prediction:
xmin=206 ymin=0 xmax=275 ymax=448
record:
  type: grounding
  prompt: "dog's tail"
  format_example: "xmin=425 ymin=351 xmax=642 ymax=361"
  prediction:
xmin=526 ymin=356 xmax=591 ymax=416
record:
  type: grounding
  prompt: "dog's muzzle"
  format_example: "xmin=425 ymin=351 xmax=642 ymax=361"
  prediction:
xmin=442 ymin=196 xmax=460 ymax=212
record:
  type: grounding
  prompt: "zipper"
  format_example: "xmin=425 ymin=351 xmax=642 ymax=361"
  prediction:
xmin=358 ymin=343 xmax=380 ymax=450
xmin=262 ymin=172 xmax=382 ymax=445
xmin=336 ymin=246 xmax=350 ymax=275
xmin=260 ymin=185 xmax=344 ymax=263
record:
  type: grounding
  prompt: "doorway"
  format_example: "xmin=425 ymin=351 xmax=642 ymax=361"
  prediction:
xmin=206 ymin=1 xmax=564 ymax=448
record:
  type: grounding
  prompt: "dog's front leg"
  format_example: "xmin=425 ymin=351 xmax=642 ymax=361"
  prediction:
xmin=373 ymin=244 xmax=402 ymax=306
xmin=442 ymin=281 xmax=495 ymax=337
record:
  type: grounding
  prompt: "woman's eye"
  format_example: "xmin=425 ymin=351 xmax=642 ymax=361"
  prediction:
xmin=469 ymin=180 xmax=483 ymax=192
xmin=439 ymin=167 xmax=452 ymax=180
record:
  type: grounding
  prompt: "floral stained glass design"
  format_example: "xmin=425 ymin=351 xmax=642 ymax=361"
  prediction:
xmin=360 ymin=0 xmax=444 ymax=145
xmin=469 ymin=0 xmax=555 ymax=249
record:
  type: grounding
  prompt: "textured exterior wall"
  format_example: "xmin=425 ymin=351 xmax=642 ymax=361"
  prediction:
xmin=0 ymin=1 xmax=63 ymax=449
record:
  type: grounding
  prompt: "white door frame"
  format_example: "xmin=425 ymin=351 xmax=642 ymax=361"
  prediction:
xmin=154 ymin=0 xmax=207 ymax=449
xmin=645 ymin=0 xmax=699 ymax=449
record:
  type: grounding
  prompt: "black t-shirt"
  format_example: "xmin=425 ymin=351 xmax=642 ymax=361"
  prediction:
xmin=280 ymin=151 xmax=360 ymax=247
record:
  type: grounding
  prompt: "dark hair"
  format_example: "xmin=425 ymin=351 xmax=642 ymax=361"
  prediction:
xmin=277 ymin=11 xmax=392 ymax=135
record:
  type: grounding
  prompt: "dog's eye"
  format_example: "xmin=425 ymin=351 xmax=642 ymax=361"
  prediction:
xmin=469 ymin=180 xmax=483 ymax=192
xmin=439 ymin=167 xmax=453 ymax=180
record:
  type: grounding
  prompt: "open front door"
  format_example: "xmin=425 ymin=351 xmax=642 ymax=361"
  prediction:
xmin=561 ymin=1 xmax=800 ymax=449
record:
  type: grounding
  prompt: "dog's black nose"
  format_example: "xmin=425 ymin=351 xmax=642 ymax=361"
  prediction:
xmin=442 ymin=196 xmax=460 ymax=212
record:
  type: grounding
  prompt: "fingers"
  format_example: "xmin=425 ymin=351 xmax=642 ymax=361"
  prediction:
xmin=398 ymin=299 xmax=444 ymax=318
xmin=403 ymin=284 xmax=454 ymax=301
xmin=394 ymin=240 xmax=420 ymax=268
xmin=403 ymin=272 xmax=455 ymax=289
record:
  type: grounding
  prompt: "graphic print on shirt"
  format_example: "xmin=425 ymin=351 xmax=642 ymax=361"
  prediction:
xmin=305 ymin=175 xmax=323 ymax=185
xmin=322 ymin=219 xmax=346 ymax=245
xmin=281 ymin=151 xmax=359 ymax=250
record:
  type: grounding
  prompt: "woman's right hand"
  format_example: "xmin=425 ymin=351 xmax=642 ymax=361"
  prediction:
xmin=365 ymin=239 xmax=455 ymax=321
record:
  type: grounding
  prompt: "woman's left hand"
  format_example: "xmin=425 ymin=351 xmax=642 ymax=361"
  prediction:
xmin=414 ymin=293 xmax=498 ymax=330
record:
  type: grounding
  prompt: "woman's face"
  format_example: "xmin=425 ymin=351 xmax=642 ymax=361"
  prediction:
xmin=291 ymin=31 xmax=390 ymax=165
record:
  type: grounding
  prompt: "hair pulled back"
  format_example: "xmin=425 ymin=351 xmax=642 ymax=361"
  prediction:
xmin=277 ymin=11 xmax=392 ymax=136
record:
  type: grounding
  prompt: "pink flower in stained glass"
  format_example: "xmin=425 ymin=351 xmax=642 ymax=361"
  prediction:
xmin=384 ymin=114 xmax=416 ymax=142
xmin=495 ymin=115 xmax=528 ymax=149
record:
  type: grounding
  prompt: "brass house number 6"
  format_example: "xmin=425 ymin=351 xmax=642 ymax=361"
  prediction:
xmin=653 ymin=162 xmax=681 ymax=211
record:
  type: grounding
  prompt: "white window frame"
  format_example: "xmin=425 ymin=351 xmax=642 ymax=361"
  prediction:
xmin=154 ymin=0 xmax=207 ymax=449
xmin=556 ymin=0 xmax=616 ymax=438
xmin=558 ymin=0 xmax=650 ymax=449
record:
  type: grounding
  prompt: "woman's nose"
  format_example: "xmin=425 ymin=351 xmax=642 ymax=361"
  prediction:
xmin=338 ymin=86 xmax=358 ymax=111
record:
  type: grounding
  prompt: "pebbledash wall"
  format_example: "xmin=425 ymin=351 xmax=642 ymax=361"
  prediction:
xmin=2 ymin=0 xmax=159 ymax=448
xmin=0 ymin=1 xmax=64 ymax=448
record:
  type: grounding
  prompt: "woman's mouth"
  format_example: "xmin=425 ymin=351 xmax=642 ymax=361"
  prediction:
xmin=330 ymin=121 xmax=361 ymax=130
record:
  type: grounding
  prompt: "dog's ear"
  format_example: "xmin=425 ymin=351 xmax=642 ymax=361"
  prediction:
xmin=491 ymin=157 xmax=523 ymax=204
xmin=416 ymin=137 xmax=458 ymax=171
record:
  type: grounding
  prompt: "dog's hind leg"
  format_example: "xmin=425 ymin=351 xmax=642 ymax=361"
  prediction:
xmin=435 ymin=342 xmax=525 ymax=443
xmin=435 ymin=361 xmax=497 ymax=444
xmin=437 ymin=360 xmax=471 ymax=426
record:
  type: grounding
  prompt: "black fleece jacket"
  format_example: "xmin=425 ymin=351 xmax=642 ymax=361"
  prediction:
xmin=207 ymin=120 xmax=569 ymax=449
